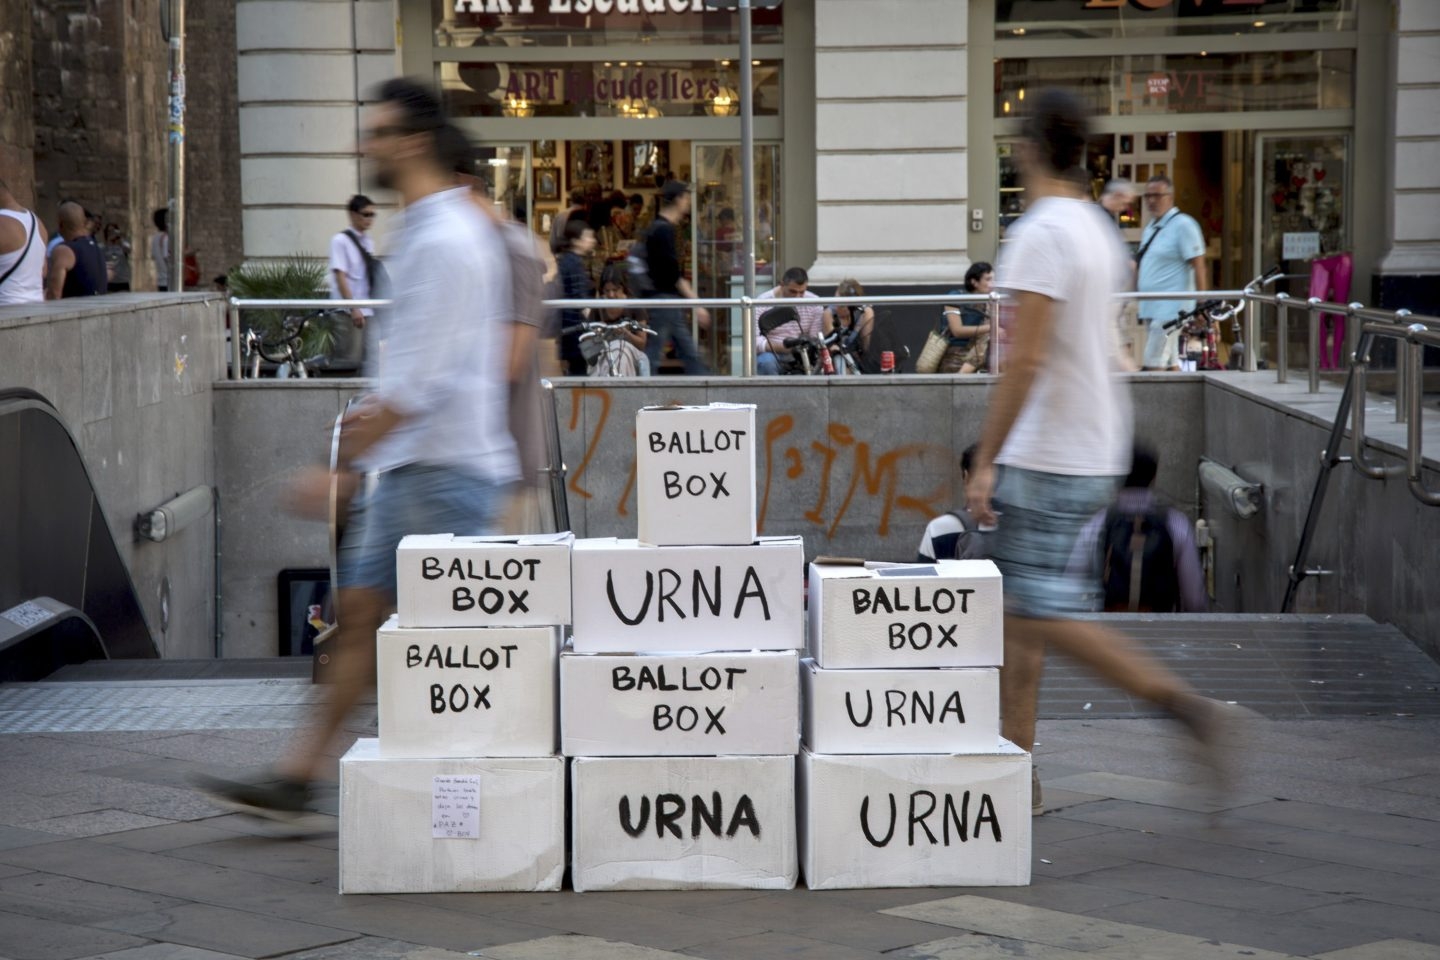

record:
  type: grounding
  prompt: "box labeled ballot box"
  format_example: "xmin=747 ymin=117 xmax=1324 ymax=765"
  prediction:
xmin=395 ymin=533 xmax=573 ymax=629
xmin=636 ymin=403 xmax=757 ymax=547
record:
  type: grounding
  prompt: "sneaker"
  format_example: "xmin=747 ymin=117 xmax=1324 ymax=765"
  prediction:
xmin=1171 ymin=696 xmax=1257 ymax=799
xmin=1031 ymin=767 xmax=1044 ymax=817
xmin=194 ymin=773 xmax=313 ymax=823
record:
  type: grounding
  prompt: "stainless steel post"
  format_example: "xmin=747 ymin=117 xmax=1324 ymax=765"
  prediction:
xmin=1407 ymin=324 xmax=1440 ymax=506
xmin=167 ymin=0 xmax=186 ymax=292
xmin=1351 ymin=334 xmax=1386 ymax=479
xmin=739 ymin=0 xmax=757 ymax=378
xmin=227 ymin=298 xmax=242 ymax=380
xmin=1275 ymin=293 xmax=1290 ymax=384
xmin=741 ymin=297 xmax=756 ymax=376
xmin=1242 ymin=296 xmax=1258 ymax=373
xmin=1395 ymin=309 xmax=1412 ymax=424
xmin=1307 ymin=297 xmax=1321 ymax=393
xmin=990 ymin=291 xmax=1003 ymax=373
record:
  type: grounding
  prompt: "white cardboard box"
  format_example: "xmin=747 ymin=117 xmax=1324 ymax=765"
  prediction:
xmin=807 ymin=560 xmax=1003 ymax=669
xmin=798 ymin=746 xmax=1031 ymax=889
xmin=636 ymin=403 xmax=757 ymax=547
xmin=395 ymin=533 xmax=573 ymax=629
xmin=376 ymin=618 xmax=559 ymax=758
xmin=339 ymin=739 xmax=564 ymax=893
xmin=801 ymin=659 xmax=1000 ymax=755
xmin=571 ymin=537 xmax=804 ymax=653
xmin=571 ymin=755 xmax=797 ymax=891
xmin=561 ymin=650 xmax=799 ymax=756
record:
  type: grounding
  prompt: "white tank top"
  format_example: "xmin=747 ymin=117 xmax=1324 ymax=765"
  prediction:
xmin=0 ymin=209 xmax=46 ymax=306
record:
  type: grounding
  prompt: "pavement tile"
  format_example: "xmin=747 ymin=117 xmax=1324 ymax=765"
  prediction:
xmin=92 ymin=823 xmax=240 ymax=854
xmin=1089 ymin=896 xmax=1386 ymax=956
xmin=0 ymin=793 xmax=111 ymax=827
xmin=881 ymin=895 xmax=1173 ymax=952
xmin=1371 ymin=774 xmax=1440 ymax=798
xmin=1263 ymin=862 xmax=1440 ymax=912
xmin=121 ymin=735 xmax=290 ymax=768
xmin=1032 ymin=812 xmax=1120 ymax=844
xmin=21 ymin=812 xmax=174 ymax=840
xmin=1074 ymin=861 xmax=1348 ymax=913
xmin=1238 ymin=827 xmax=1440 ymax=880
xmin=1042 ymin=772 xmax=1271 ymax=814
xmin=274 ymin=936 xmax=515 ymax=959
xmin=1051 ymin=798 xmax=1310 ymax=847
xmin=970 ymin=878 xmax=1156 ymax=914
xmin=74 ymin=944 xmax=250 ymax=960
xmin=678 ymin=891 xmax=955 ymax=953
xmin=886 ymin=934 xmax=1091 ymax=959
xmin=161 ymin=836 xmax=337 ymax=885
xmin=94 ymin=902 xmax=356 ymax=957
xmin=471 ymin=935 xmax=691 ymax=959
xmin=779 ymin=887 xmax=973 ymax=912
xmin=1085 ymin=934 xmax=1298 ymax=959
xmin=0 ymin=907 xmax=149 ymax=960
xmin=0 ymin=826 xmax=65 ymax=853
xmin=1285 ymin=901 xmax=1440 ymax=947
xmin=0 ymin=872 xmax=186 ymax=925
xmin=1311 ymin=940 xmax=1440 ymax=960
xmin=585 ymin=890 xmax=770 ymax=911
xmin=679 ymin=930 xmax=883 ymax=959
xmin=498 ymin=896 xmax=768 ymax=952
xmin=1047 ymin=827 xmax=1322 ymax=879
xmin=302 ymin=899 xmax=561 ymax=953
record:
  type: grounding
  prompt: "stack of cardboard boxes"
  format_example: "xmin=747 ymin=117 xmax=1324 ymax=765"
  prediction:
xmin=799 ymin=559 xmax=1032 ymax=888
xmin=338 ymin=532 xmax=574 ymax=894
xmin=562 ymin=403 xmax=805 ymax=891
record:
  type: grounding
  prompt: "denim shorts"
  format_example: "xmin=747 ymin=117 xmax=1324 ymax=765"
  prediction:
xmin=990 ymin=466 xmax=1121 ymax=620
xmin=338 ymin=463 xmax=510 ymax=600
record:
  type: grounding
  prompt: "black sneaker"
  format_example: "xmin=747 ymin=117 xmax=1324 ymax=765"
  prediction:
xmin=1171 ymin=695 xmax=1257 ymax=799
xmin=194 ymin=773 xmax=313 ymax=822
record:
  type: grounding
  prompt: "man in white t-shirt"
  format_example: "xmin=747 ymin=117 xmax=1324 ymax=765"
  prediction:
xmin=966 ymin=89 xmax=1247 ymax=816
xmin=329 ymin=194 xmax=379 ymax=330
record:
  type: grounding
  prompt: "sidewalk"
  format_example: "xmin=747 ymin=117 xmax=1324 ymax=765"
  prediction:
xmin=0 ymin=616 xmax=1437 ymax=960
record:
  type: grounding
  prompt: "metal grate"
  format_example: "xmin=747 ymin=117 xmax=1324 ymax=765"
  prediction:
xmin=0 ymin=679 xmax=328 ymax=733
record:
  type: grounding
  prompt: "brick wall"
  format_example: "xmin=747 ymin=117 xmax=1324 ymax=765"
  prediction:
xmin=0 ymin=0 xmax=35 ymax=203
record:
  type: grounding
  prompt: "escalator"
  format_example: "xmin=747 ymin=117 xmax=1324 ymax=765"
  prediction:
xmin=0 ymin=389 xmax=155 ymax=679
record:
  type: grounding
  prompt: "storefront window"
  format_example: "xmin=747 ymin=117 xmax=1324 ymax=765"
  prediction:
xmin=441 ymin=60 xmax=780 ymax=119
xmin=434 ymin=0 xmax=783 ymax=48
xmin=995 ymin=0 xmax=1354 ymax=41
xmin=995 ymin=49 xmax=1353 ymax=117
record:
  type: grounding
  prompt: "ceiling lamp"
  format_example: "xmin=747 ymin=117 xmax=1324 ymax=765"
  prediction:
xmin=501 ymin=96 xmax=534 ymax=118
xmin=706 ymin=84 xmax=740 ymax=117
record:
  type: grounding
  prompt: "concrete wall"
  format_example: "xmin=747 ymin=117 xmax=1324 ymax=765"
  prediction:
xmin=1203 ymin=377 xmax=1440 ymax=660
xmin=809 ymin=0 xmax=969 ymax=285
xmin=211 ymin=376 xmax=1203 ymax=658
xmin=0 ymin=295 xmax=225 ymax=658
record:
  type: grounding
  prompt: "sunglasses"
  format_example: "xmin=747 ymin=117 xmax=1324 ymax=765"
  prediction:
xmin=359 ymin=211 xmax=377 ymax=218
xmin=1143 ymin=192 xmax=1170 ymax=199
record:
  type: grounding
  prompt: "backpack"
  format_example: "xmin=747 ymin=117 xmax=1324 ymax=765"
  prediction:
xmin=625 ymin=225 xmax=656 ymax=298
xmin=344 ymin=229 xmax=389 ymax=296
xmin=916 ymin=509 xmax=988 ymax=563
xmin=1100 ymin=507 xmax=1181 ymax=612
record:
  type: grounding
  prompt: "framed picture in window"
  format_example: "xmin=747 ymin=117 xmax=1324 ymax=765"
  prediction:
xmin=623 ymin=140 xmax=668 ymax=189
xmin=569 ymin=140 xmax=613 ymax=187
xmin=534 ymin=166 xmax=560 ymax=202
xmin=533 ymin=139 xmax=557 ymax=161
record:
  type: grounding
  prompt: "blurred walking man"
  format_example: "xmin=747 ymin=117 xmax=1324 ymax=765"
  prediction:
xmin=966 ymin=89 xmax=1244 ymax=816
xmin=199 ymin=78 xmax=517 ymax=820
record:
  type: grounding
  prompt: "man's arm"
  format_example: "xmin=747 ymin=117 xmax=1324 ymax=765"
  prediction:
xmin=333 ymin=269 xmax=365 ymax=328
xmin=676 ymin=276 xmax=710 ymax=329
xmin=45 ymin=244 xmax=74 ymax=299
xmin=1190 ymin=254 xmax=1208 ymax=293
xmin=966 ymin=290 xmax=1055 ymax=524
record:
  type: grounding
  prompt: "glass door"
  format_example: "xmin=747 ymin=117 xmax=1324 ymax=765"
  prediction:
xmin=473 ymin=143 xmax=532 ymax=226
xmin=691 ymin=142 xmax=782 ymax=374
xmin=1254 ymin=133 xmax=1350 ymax=373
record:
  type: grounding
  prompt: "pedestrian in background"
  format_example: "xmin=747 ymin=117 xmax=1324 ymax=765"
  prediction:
xmin=754 ymin=266 xmax=823 ymax=375
xmin=199 ymin=78 xmax=518 ymax=820
xmin=1137 ymin=174 xmax=1207 ymax=371
xmin=150 ymin=208 xmax=170 ymax=291
xmin=0 ymin=177 xmax=48 ymax=306
xmin=966 ymin=88 xmax=1246 ymax=817
xmin=329 ymin=194 xmax=381 ymax=331
xmin=642 ymin=179 xmax=710 ymax=375
xmin=100 ymin=222 xmax=132 ymax=291
xmin=45 ymin=201 xmax=107 ymax=299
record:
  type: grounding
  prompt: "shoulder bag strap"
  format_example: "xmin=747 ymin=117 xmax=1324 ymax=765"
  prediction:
xmin=0 ymin=213 xmax=38 ymax=289
xmin=1133 ymin=209 xmax=1178 ymax=269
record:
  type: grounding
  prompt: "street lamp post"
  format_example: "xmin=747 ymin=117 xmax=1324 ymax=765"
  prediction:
xmin=164 ymin=0 xmax=186 ymax=292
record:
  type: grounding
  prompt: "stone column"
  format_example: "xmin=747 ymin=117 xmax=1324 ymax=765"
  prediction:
xmin=809 ymin=0 xmax=968 ymax=286
xmin=237 ymin=0 xmax=397 ymax=261
xmin=1379 ymin=0 xmax=1440 ymax=308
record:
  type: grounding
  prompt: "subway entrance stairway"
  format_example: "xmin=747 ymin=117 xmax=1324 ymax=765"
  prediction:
xmin=0 ymin=613 xmax=1437 ymax=959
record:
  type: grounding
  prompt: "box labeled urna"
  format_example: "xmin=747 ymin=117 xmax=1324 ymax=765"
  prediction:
xmin=798 ymin=745 xmax=1031 ymax=889
xmin=801 ymin=659 xmax=999 ymax=755
xmin=808 ymin=560 xmax=1003 ymax=669
xmin=376 ymin=618 xmax=559 ymax=758
xmin=395 ymin=532 xmax=573 ymax=629
xmin=571 ymin=755 xmax=797 ymax=891
xmin=561 ymin=650 xmax=799 ymax=756
xmin=570 ymin=537 xmax=804 ymax=653
xmin=339 ymin=739 xmax=564 ymax=893
xmin=636 ymin=403 xmax=757 ymax=547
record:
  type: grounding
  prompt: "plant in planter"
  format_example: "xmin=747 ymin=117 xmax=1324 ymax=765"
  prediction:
xmin=226 ymin=257 xmax=336 ymax=360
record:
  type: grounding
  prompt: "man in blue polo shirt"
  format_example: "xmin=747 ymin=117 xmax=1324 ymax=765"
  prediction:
xmin=1136 ymin=175 xmax=1207 ymax=371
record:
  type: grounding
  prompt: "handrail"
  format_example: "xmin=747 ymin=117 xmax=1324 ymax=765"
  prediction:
xmin=1405 ymin=324 xmax=1440 ymax=506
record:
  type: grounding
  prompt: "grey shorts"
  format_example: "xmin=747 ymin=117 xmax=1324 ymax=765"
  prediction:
xmin=990 ymin=466 xmax=1121 ymax=620
xmin=338 ymin=463 xmax=509 ymax=601
xmin=1143 ymin=319 xmax=1180 ymax=369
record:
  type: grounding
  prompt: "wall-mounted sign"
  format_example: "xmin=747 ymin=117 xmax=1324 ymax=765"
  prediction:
xmin=1282 ymin=231 xmax=1321 ymax=261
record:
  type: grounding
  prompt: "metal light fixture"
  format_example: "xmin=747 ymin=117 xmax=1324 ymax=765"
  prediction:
xmin=136 ymin=486 xmax=213 ymax=543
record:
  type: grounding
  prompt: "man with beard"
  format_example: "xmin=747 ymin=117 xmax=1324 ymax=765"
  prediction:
xmin=198 ymin=78 xmax=517 ymax=820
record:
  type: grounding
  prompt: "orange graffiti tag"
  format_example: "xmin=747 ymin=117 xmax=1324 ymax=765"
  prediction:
xmin=566 ymin=387 xmax=612 ymax=501
xmin=758 ymin=413 xmax=794 ymax=533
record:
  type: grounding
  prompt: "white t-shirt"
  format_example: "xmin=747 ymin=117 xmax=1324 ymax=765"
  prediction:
xmin=328 ymin=229 xmax=374 ymax=315
xmin=150 ymin=232 xmax=169 ymax=288
xmin=994 ymin=196 xmax=1132 ymax=478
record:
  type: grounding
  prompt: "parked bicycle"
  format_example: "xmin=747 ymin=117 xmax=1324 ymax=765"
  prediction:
xmin=241 ymin=308 xmax=345 ymax=379
xmin=1161 ymin=265 xmax=1282 ymax=371
xmin=579 ymin=319 xmax=653 ymax=377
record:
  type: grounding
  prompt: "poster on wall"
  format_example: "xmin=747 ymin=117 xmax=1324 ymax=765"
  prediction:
xmin=570 ymin=140 xmax=613 ymax=187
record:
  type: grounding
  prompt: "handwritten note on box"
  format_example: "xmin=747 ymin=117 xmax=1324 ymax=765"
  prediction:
xmin=432 ymin=775 xmax=481 ymax=839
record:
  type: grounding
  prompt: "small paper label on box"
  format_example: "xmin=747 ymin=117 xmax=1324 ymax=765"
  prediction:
xmin=432 ymin=775 xmax=481 ymax=839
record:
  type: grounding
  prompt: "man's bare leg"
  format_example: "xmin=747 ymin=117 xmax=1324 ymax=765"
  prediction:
xmin=999 ymin=614 xmax=1047 ymax=753
xmin=278 ymin=585 xmax=389 ymax=784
